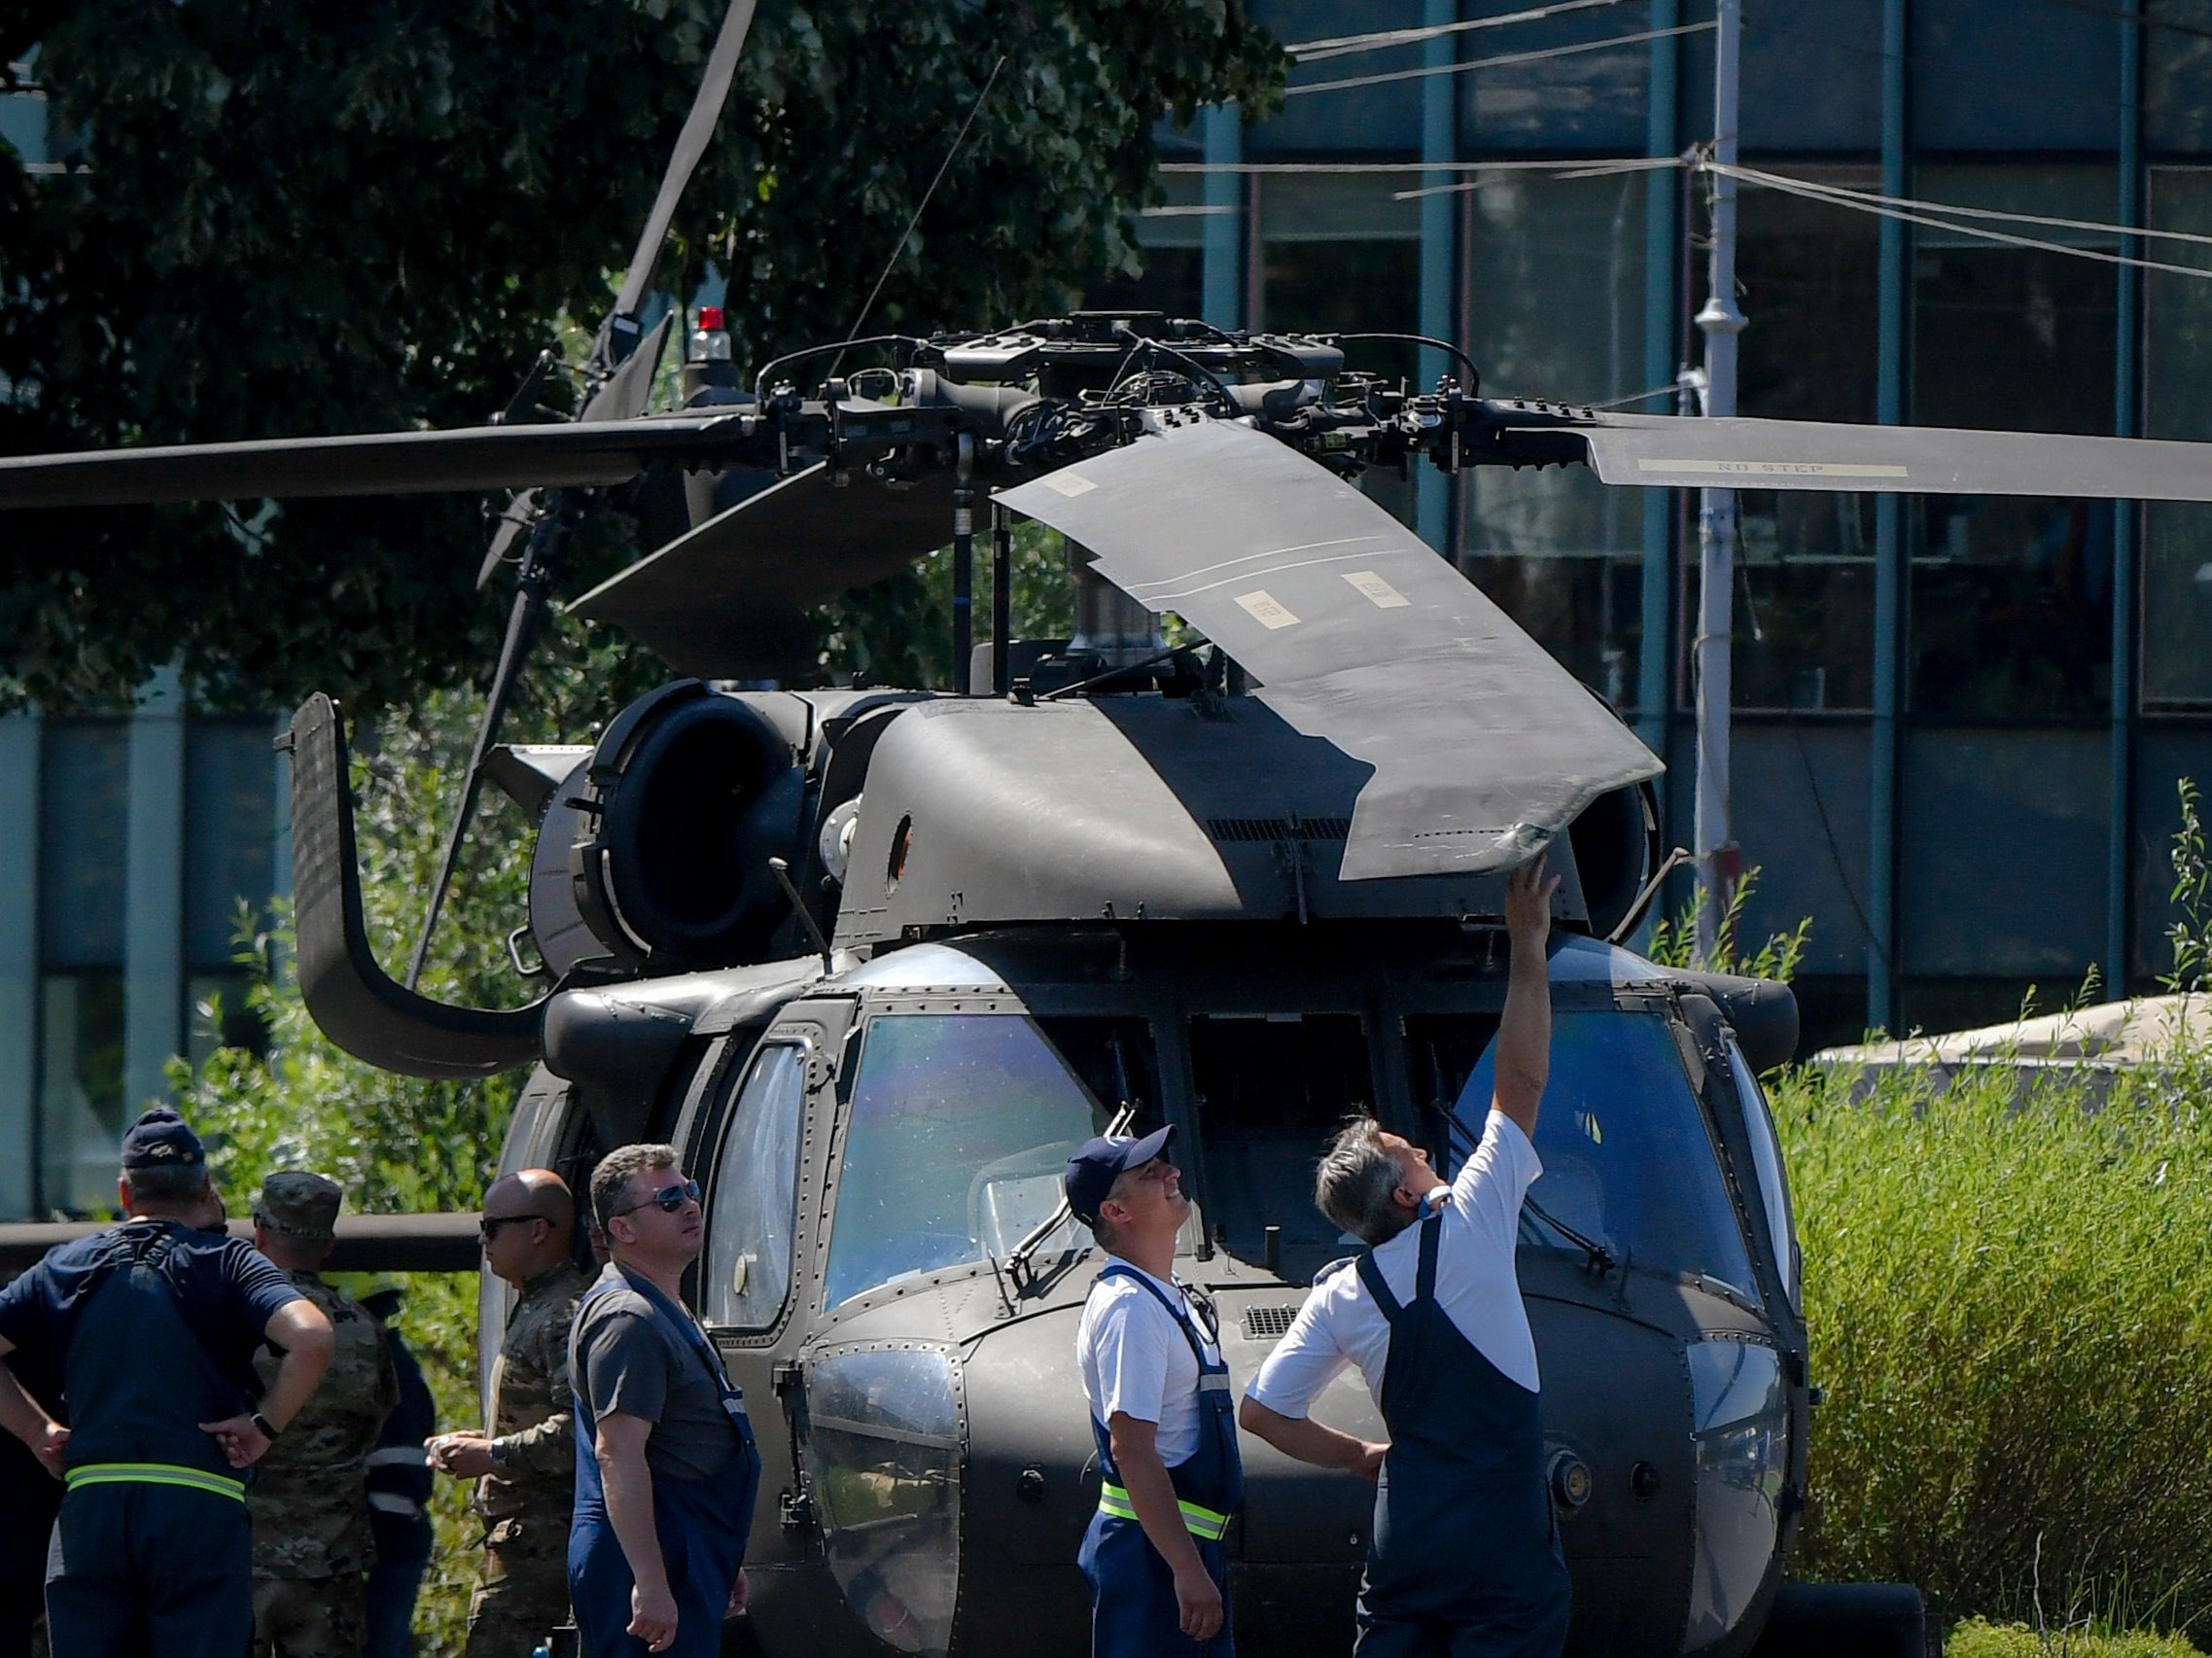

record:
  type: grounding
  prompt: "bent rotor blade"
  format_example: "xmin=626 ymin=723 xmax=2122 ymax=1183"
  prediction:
xmin=1565 ymin=409 xmax=2212 ymax=500
xmin=996 ymin=421 xmax=1662 ymax=881
xmin=570 ymin=462 xmax=968 ymax=676
xmin=611 ymin=0 xmax=761 ymax=326
xmin=0 ymin=414 xmax=746 ymax=510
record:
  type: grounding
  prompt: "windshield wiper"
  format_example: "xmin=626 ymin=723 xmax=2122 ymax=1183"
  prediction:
xmin=1435 ymin=1098 xmax=1615 ymax=1276
xmin=1003 ymin=1103 xmax=1135 ymax=1295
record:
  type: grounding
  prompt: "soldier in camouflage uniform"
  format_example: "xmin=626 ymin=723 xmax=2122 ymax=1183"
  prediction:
xmin=427 ymin=1169 xmax=592 ymax=1658
xmin=248 ymin=1172 xmax=400 ymax=1658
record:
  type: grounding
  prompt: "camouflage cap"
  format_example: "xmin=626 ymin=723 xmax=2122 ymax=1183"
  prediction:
xmin=120 ymin=1108 xmax=206 ymax=1170
xmin=254 ymin=1170 xmax=343 ymax=1240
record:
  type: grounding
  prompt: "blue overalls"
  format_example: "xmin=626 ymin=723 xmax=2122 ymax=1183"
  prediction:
xmin=1354 ymin=1206 xmax=1572 ymax=1658
xmin=46 ymin=1224 xmax=258 ymax=1658
xmin=1078 ymin=1264 xmax=1245 ymax=1658
xmin=567 ymin=1272 xmax=761 ymax=1658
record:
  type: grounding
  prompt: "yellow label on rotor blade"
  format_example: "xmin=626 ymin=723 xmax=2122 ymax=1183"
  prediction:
xmin=1236 ymin=590 xmax=1301 ymax=629
xmin=1633 ymin=458 xmax=1910 ymax=478
xmin=1342 ymin=570 xmax=1411 ymax=609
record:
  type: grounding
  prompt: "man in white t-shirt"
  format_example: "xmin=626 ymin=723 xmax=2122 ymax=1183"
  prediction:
xmin=1067 ymin=1124 xmax=1244 ymax=1657
xmin=1240 ymin=856 xmax=1571 ymax=1658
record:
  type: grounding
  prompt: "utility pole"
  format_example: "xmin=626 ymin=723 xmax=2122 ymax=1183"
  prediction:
xmin=1692 ymin=0 xmax=1745 ymax=966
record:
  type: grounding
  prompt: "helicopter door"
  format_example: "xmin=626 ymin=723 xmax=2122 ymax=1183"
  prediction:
xmin=700 ymin=1041 xmax=808 ymax=1332
xmin=1187 ymin=1012 xmax=1375 ymax=1282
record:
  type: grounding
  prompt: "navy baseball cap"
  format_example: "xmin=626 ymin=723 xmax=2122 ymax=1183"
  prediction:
xmin=120 ymin=1108 xmax=206 ymax=1170
xmin=1064 ymin=1125 xmax=1175 ymax=1226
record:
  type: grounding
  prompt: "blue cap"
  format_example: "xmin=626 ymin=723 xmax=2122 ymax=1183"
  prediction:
xmin=120 ymin=1108 xmax=206 ymax=1171
xmin=1063 ymin=1124 xmax=1175 ymax=1226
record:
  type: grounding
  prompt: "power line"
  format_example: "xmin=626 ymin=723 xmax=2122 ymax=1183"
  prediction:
xmin=1715 ymin=161 xmax=2212 ymax=280
xmin=1285 ymin=21 xmax=1716 ymax=97
xmin=1286 ymin=0 xmax=1633 ymax=63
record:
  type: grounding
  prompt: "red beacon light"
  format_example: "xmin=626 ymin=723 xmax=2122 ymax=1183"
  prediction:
xmin=690 ymin=305 xmax=732 ymax=364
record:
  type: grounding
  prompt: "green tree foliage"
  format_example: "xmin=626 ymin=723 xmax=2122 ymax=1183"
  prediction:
xmin=0 ymin=0 xmax=1283 ymax=714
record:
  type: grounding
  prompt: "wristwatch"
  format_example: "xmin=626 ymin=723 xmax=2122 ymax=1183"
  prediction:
xmin=251 ymin=1411 xmax=280 ymax=1440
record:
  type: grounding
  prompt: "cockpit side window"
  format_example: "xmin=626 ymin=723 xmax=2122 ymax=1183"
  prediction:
xmin=823 ymin=1013 xmax=1158 ymax=1311
xmin=1422 ymin=1009 xmax=1760 ymax=1299
xmin=703 ymin=1042 xmax=807 ymax=1330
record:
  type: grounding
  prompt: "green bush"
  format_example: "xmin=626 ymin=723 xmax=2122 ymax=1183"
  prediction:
xmin=1774 ymin=1049 xmax=2212 ymax=1640
xmin=1947 ymin=1618 xmax=2205 ymax=1658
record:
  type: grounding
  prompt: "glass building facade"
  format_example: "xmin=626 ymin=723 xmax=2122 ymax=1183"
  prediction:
xmin=1111 ymin=0 xmax=2212 ymax=1048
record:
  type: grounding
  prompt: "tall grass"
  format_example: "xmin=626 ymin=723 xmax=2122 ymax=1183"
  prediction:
xmin=1641 ymin=784 xmax=2212 ymax=1640
xmin=1774 ymin=1025 xmax=2212 ymax=1638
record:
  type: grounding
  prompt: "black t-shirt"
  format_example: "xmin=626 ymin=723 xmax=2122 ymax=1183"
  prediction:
xmin=0 ymin=1220 xmax=300 ymax=1399
xmin=570 ymin=1265 xmax=741 ymax=1483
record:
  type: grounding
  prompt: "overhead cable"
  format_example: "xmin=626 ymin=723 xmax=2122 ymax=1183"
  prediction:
xmin=1714 ymin=163 xmax=2212 ymax=280
xmin=1161 ymin=158 xmax=1652 ymax=176
xmin=1286 ymin=0 xmax=1632 ymax=62
xmin=1285 ymin=20 xmax=1716 ymax=97
xmin=1390 ymin=157 xmax=1679 ymax=200
xmin=1714 ymin=162 xmax=2212 ymax=255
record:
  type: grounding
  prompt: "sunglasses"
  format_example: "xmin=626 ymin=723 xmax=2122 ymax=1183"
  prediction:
xmin=478 ymin=1214 xmax=549 ymax=1240
xmin=610 ymin=1179 xmax=701 ymax=1220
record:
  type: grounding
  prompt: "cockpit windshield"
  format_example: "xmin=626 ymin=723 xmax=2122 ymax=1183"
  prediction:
xmin=824 ymin=1013 xmax=1159 ymax=1310
xmin=1410 ymin=1009 xmax=1757 ymax=1299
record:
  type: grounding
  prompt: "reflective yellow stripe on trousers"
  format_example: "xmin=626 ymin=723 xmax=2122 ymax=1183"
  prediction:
xmin=1097 ymin=1481 xmax=1232 ymax=1541
xmin=64 ymin=1463 xmax=247 ymax=1502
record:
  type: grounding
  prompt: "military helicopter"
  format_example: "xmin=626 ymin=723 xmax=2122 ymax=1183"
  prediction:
xmin=15 ymin=7 xmax=2212 ymax=1657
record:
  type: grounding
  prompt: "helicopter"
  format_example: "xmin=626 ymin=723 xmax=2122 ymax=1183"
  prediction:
xmin=14 ymin=6 xmax=2212 ymax=1656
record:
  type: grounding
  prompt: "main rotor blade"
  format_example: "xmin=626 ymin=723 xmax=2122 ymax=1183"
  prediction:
xmin=569 ymin=461 xmax=972 ymax=676
xmin=1565 ymin=409 xmax=2212 ymax=501
xmin=0 ymin=415 xmax=746 ymax=511
xmin=611 ymin=0 xmax=760 ymax=324
xmin=996 ymin=421 xmax=1662 ymax=881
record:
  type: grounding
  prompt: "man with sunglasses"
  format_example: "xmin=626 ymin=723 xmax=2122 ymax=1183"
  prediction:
xmin=426 ymin=1170 xmax=590 ymax=1658
xmin=569 ymin=1146 xmax=760 ymax=1658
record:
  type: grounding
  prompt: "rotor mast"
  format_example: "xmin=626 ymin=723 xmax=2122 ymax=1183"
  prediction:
xmin=1692 ymin=0 xmax=1745 ymax=966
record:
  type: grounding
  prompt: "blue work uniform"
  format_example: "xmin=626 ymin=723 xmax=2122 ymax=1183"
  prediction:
xmin=1355 ymin=1207 xmax=1571 ymax=1658
xmin=567 ymin=1271 xmax=760 ymax=1658
xmin=1078 ymin=1264 xmax=1246 ymax=1658
xmin=362 ymin=1327 xmax=437 ymax=1658
xmin=0 ymin=1220 xmax=301 ymax=1658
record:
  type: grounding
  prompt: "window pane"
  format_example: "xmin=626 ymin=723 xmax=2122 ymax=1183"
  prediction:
xmin=1253 ymin=0 xmax=1423 ymax=154
xmin=824 ymin=1015 xmax=1153 ymax=1309
xmin=1900 ymin=729 xmax=2107 ymax=976
xmin=2144 ymin=168 xmax=2212 ymax=706
xmin=186 ymin=721 xmax=276 ymax=970
xmin=1258 ymin=174 xmax=1423 ymax=523
xmin=1190 ymin=1012 xmax=1372 ymax=1278
xmin=2146 ymin=0 xmax=2212 ymax=152
xmin=1910 ymin=166 xmax=2118 ymax=720
xmin=1730 ymin=170 xmax=1882 ymax=711
xmin=39 ymin=970 xmax=124 ymax=1215
xmin=1912 ymin=0 xmax=2120 ymax=151
xmin=1683 ymin=0 xmax=1882 ymax=152
xmin=39 ymin=722 xmax=127 ymax=969
xmin=1458 ymin=6 xmax=1648 ymax=152
xmin=704 ymin=1043 xmax=806 ymax=1329
xmin=1446 ymin=1010 xmax=1757 ymax=1300
xmin=1460 ymin=170 xmax=1650 ymax=706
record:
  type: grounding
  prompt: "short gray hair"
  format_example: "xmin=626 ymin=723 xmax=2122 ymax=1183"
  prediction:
xmin=1315 ymin=1119 xmax=1412 ymax=1248
xmin=591 ymin=1143 xmax=682 ymax=1231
